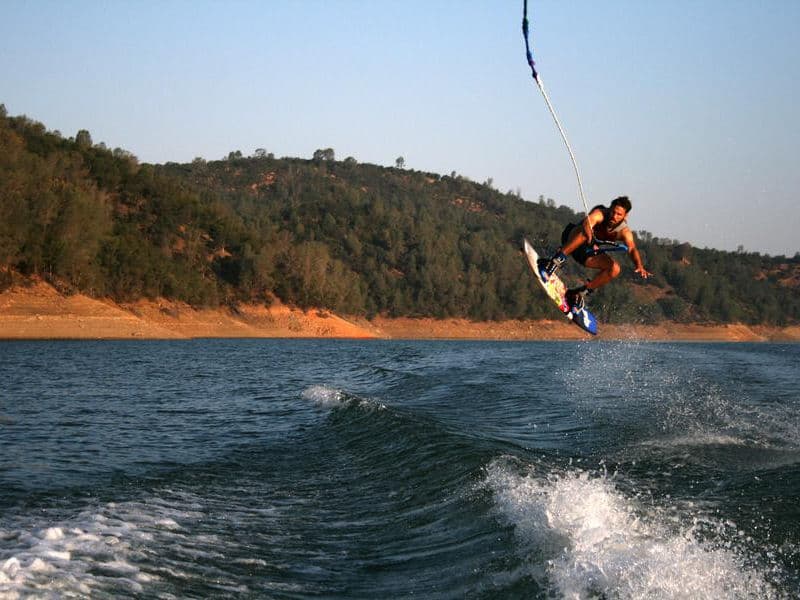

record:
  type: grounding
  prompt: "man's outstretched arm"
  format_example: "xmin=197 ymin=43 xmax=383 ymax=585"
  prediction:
xmin=623 ymin=231 xmax=652 ymax=278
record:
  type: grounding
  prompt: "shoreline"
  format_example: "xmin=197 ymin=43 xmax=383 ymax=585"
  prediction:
xmin=1 ymin=282 xmax=798 ymax=342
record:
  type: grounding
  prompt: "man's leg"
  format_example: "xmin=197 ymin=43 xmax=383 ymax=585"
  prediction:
xmin=540 ymin=226 xmax=592 ymax=278
xmin=584 ymin=254 xmax=621 ymax=290
xmin=566 ymin=255 xmax=620 ymax=310
xmin=561 ymin=226 xmax=591 ymax=256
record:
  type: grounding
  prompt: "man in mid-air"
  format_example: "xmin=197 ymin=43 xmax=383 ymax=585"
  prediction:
xmin=538 ymin=196 xmax=652 ymax=310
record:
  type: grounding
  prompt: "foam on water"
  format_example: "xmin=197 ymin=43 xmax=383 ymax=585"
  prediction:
xmin=641 ymin=433 xmax=765 ymax=449
xmin=301 ymin=385 xmax=386 ymax=411
xmin=484 ymin=458 xmax=783 ymax=599
xmin=0 ymin=495 xmax=212 ymax=598
xmin=1 ymin=518 xmax=146 ymax=596
xmin=302 ymin=384 xmax=347 ymax=407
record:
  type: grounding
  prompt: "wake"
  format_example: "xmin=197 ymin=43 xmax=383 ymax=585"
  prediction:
xmin=484 ymin=457 xmax=785 ymax=599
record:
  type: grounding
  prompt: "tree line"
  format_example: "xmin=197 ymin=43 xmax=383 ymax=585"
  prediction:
xmin=1 ymin=106 xmax=798 ymax=325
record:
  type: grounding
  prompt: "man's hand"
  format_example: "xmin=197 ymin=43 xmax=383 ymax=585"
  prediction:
xmin=635 ymin=265 xmax=652 ymax=279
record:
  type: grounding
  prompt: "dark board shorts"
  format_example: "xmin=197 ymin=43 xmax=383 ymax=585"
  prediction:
xmin=561 ymin=223 xmax=591 ymax=266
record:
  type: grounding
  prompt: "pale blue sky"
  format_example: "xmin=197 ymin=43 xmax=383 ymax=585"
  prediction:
xmin=2 ymin=1 xmax=798 ymax=256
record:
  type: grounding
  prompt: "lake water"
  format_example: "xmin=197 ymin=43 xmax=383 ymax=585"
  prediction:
xmin=1 ymin=339 xmax=798 ymax=598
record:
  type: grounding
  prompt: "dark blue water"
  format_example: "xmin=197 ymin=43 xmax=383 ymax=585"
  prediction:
xmin=1 ymin=340 xmax=798 ymax=598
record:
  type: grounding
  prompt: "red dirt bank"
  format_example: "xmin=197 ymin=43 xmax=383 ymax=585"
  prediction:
xmin=0 ymin=282 xmax=797 ymax=342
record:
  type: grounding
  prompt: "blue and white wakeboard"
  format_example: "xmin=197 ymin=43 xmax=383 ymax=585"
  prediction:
xmin=523 ymin=239 xmax=598 ymax=335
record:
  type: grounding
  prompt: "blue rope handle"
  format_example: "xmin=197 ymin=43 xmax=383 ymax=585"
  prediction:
xmin=522 ymin=0 xmax=538 ymax=79
xmin=585 ymin=240 xmax=629 ymax=257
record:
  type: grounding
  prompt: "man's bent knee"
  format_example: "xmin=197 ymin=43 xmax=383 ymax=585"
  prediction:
xmin=563 ymin=229 xmax=590 ymax=254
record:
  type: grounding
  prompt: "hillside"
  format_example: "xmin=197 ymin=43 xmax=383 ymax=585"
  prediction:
xmin=1 ymin=105 xmax=798 ymax=326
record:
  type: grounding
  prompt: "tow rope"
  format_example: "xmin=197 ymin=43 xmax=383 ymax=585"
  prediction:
xmin=522 ymin=1 xmax=589 ymax=215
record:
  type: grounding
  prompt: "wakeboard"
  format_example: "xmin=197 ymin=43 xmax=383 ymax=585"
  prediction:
xmin=523 ymin=238 xmax=598 ymax=335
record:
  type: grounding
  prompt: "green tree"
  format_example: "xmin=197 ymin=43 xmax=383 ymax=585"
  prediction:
xmin=313 ymin=148 xmax=335 ymax=162
xmin=75 ymin=129 xmax=93 ymax=149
